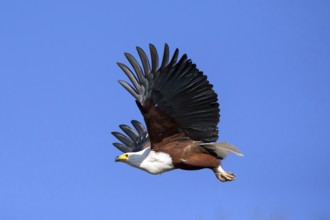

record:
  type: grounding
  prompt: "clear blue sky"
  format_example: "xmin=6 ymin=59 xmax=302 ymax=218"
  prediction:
xmin=1 ymin=1 xmax=329 ymax=219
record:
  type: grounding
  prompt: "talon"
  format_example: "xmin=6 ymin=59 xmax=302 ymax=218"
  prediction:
xmin=218 ymin=172 xmax=235 ymax=182
xmin=213 ymin=165 xmax=236 ymax=182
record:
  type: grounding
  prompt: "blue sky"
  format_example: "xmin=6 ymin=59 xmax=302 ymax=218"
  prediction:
xmin=1 ymin=0 xmax=329 ymax=219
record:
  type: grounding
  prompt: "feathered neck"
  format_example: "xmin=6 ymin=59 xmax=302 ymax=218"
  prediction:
xmin=125 ymin=147 xmax=174 ymax=174
xmin=126 ymin=147 xmax=151 ymax=167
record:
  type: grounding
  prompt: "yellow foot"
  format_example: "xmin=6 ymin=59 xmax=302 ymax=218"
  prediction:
xmin=213 ymin=165 xmax=236 ymax=182
xmin=216 ymin=171 xmax=236 ymax=182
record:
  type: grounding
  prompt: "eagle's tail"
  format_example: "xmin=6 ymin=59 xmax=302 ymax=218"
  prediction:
xmin=199 ymin=142 xmax=243 ymax=159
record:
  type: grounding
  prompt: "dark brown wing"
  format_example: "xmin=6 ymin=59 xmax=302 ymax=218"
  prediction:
xmin=117 ymin=44 xmax=220 ymax=145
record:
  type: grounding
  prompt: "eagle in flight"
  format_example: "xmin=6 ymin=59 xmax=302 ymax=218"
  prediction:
xmin=112 ymin=44 xmax=243 ymax=182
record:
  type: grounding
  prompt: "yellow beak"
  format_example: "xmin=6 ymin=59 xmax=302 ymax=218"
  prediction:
xmin=115 ymin=154 xmax=128 ymax=162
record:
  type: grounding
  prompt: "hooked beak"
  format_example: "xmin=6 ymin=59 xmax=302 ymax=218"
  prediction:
xmin=115 ymin=154 xmax=128 ymax=162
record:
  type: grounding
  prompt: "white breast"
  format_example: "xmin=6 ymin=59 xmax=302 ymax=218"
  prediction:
xmin=126 ymin=147 xmax=175 ymax=174
xmin=140 ymin=150 xmax=175 ymax=174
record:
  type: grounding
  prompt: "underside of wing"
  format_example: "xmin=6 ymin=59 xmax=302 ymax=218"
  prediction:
xmin=117 ymin=44 xmax=220 ymax=144
xmin=112 ymin=120 xmax=150 ymax=153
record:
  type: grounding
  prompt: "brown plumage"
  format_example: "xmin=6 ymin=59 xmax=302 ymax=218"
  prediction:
xmin=152 ymin=133 xmax=220 ymax=170
xmin=112 ymin=44 xmax=243 ymax=182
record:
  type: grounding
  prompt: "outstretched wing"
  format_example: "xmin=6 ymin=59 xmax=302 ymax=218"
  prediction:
xmin=112 ymin=120 xmax=150 ymax=153
xmin=117 ymin=44 xmax=220 ymax=145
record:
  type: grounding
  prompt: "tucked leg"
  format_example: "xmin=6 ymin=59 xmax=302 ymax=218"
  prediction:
xmin=213 ymin=165 xmax=235 ymax=182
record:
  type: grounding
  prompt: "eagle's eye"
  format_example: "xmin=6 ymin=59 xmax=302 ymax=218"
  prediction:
xmin=125 ymin=154 xmax=129 ymax=158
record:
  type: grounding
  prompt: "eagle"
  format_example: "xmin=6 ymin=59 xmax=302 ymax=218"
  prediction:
xmin=112 ymin=44 xmax=243 ymax=182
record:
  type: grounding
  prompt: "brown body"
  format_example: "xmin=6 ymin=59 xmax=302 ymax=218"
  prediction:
xmin=153 ymin=133 xmax=220 ymax=170
xmin=141 ymin=96 xmax=220 ymax=171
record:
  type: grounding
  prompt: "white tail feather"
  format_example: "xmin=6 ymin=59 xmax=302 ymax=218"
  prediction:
xmin=199 ymin=142 xmax=244 ymax=159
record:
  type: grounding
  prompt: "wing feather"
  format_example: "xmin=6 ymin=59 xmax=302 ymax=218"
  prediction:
xmin=149 ymin=44 xmax=159 ymax=73
xmin=137 ymin=46 xmax=151 ymax=76
xmin=117 ymin=44 xmax=220 ymax=145
xmin=124 ymin=53 xmax=145 ymax=84
xmin=117 ymin=63 xmax=141 ymax=92
xmin=118 ymin=80 xmax=139 ymax=100
xmin=112 ymin=120 xmax=150 ymax=153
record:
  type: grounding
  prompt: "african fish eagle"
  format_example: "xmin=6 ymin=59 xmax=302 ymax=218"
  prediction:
xmin=112 ymin=44 xmax=243 ymax=182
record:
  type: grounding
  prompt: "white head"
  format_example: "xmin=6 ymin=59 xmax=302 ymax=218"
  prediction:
xmin=115 ymin=147 xmax=151 ymax=169
xmin=115 ymin=147 xmax=174 ymax=174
